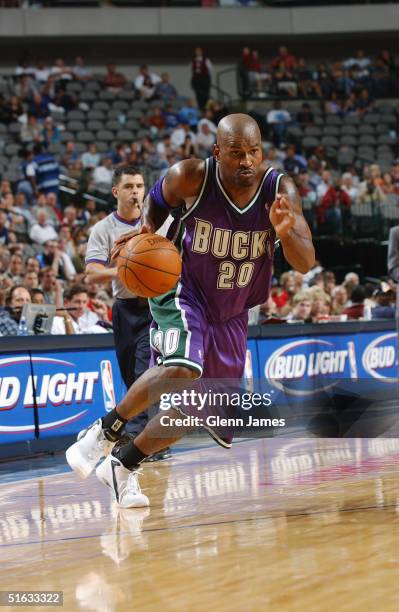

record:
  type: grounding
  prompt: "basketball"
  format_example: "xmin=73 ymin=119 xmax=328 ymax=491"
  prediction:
xmin=117 ymin=233 xmax=182 ymax=298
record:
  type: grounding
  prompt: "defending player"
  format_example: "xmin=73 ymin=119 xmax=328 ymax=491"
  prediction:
xmin=66 ymin=113 xmax=315 ymax=507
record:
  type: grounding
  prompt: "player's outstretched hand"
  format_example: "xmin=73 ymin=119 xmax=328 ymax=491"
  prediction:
xmin=111 ymin=225 xmax=150 ymax=260
xmin=269 ymin=195 xmax=296 ymax=239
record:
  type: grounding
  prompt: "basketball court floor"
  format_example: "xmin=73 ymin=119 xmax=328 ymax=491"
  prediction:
xmin=2 ymin=435 xmax=399 ymax=611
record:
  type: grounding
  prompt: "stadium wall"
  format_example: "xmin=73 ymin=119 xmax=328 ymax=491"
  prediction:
xmin=0 ymin=4 xmax=399 ymax=38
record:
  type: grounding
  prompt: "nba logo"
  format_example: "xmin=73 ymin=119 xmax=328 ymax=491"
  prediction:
xmin=100 ymin=360 xmax=116 ymax=411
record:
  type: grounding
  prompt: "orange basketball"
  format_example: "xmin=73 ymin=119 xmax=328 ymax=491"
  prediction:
xmin=117 ymin=233 xmax=182 ymax=298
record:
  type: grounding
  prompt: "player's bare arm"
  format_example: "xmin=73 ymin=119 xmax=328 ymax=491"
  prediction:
xmin=85 ymin=261 xmax=117 ymax=284
xmin=142 ymin=158 xmax=205 ymax=230
xmin=111 ymin=159 xmax=205 ymax=259
xmin=270 ymin=175 xmax=315 ymax=274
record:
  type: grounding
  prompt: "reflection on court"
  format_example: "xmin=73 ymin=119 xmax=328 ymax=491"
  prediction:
xmin=2 ymin=437 xmax=399 ymax=611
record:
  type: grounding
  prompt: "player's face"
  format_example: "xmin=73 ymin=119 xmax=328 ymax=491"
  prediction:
xmin=113 ymin=174 xmax=145 ymax=214
xmin=215 ymin=134 xmax=263 ymax=187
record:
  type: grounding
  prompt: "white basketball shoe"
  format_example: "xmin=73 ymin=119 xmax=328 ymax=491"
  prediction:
xmin=96 ymin=454 xmax=150 ymax=508
xmin=66 ymin=419 xmax=115 ymax=479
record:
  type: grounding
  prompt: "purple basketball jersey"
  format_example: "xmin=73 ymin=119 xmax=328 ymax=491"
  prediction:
xmin=171 ymin=157 xmax=283 ymax=322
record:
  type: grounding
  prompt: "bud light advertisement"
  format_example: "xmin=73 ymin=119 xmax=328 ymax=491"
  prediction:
xmin=0 ymin=349 xmax=124 ymax=444
xmin=258 ymin=329 xmax=398 ymax=401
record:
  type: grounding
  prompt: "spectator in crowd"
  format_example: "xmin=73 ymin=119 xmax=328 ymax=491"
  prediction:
xmin=32 ymin=192 xmax=61 ymax=226
xmin=42 ymin=117 xmax=61 ymax=148
xmin=296 ymin=102 xmax=315 ymax=127
xmin=72 ymin=56 xmax=93 ymax=81
xmin=154 ymin=72 xmax=177 ymax=101
xmin=316 ymin=170 xmax=333 ymax=200
xmin=29 ymin=211 xmax=58 ymax=245
xmin=81 ymin=143 xmax=100 ymax=170
xmin=323 ymin=270 xmax=336 ymax=295
xmin=104 ymin=64 xmax=126 ymax=91
xmin=51 ymin=58 xmax=73 ymax=82
xmin=62 ymin=205 xmax=81 ymax=230
xmin=371 ymin=288 xmax=396 ymax=319
xmin=36 ymin=239 xmax=76 ymax=281
xmin=1 ymin=95 xmax=24 ymax=124
xmin=179 ymin=98 xmax=200 ymax=130
xmin=148 ymin=107 xmax=166 ymax=132
xmin=283 ymin=145 xmax=307 ymax=176
xmin=52 ymin=86 xmax=76 ymax=113
xmin=163 ymin=103 xmax=180 ymax=129
xmin=109 ymin=143 xmax=127 ymax=166
xmin=273 ymin=61 xmax=298 ymax=97
xmin=244 ymin=49 xmax=270 ymax=96
xmin=27 ymin=143 xmax=60 ymax=194
xmin=198 ymin=110 xmax=217 ymax=134
xmin=331 ymin=285 xmax=349 ymax=315
xmin=342 ymin=285 xmax=366 ymax=319
xmin=7 ymin=284 xmax=31 ymax=325
xmin=264 ymin=146 xmax=285 ymax=172
xmin=358 ymin=167 xmax=386 ymax=205
xmin=343 ymin=272 xmax=360 ymax=299
xmin=318 ymin=177 xmax=352 ymax=235
xmin=63 ymin=140 xmax=80 ymax=164
xmin=92 ymin=157 xmax=114 ymax=194
xmin=31 ymin=288 xmax=46 ymax=304
xmin=196 ymin=121 xmax=216 ymax=158
xmin=51 ymin=284 xmax=99 ymax=334
xmin=286 ymin=291 xmax=312 ymax=322
xmin=191 ymin=46 xmax=212 ymax=110
xmin=296 ymin=58 xmax=322 ymax=98
xmin=266 ymin=101 xmax=291 ymax=147
xmin=171 ymin=122 xmax=196 ymax=153
xmin=25 ymin=256 xmax=40 ymax=275
xmin=23 ymin=270 xmax=39 ymax=291
xmin=270 ymin=45 xmax=297 ymax=72
xmin=309 ymin=287 xmax=331 ymax=320
xmin=6 ymin=253 xmax=24 ymax=283
xmin=0 ymin=286 xmax=31 ymax=336
xmin=39 ymin=267 xmax=61 ymax=304
xmin=272 ymin=270 xmax=302 ymax=313
xmin=341 ymin=172 xmax=360 ymax=201
xmin=134 ymin=65 xmax=161 ymax=100
xmin=20 ymin=114 xmax=43 ymax=145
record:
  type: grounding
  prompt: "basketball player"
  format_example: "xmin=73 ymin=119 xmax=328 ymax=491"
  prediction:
xmin=85 ymin=165 xmax=157 ymax=444
xmin=66 ymin=114 xmax=315 ymax=507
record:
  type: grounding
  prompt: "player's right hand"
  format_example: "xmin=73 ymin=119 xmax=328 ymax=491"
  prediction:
xmin=110 ymin=225 xmax=150 ymax=260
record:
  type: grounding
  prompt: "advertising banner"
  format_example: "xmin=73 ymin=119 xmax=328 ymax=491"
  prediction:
xmin=0 ymin=348 xmax=124 ymax=444
xmin=0 ymin=327 xmax=398 ymax=447
xmin=257 ymin=329 xmax=398 ymax=400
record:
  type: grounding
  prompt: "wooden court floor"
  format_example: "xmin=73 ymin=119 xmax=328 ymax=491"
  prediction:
xmin=2 ymin=436 xmax=399 ymax=611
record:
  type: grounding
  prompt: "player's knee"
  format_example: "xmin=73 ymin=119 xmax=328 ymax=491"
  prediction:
xmin=162 ymin=365 xmax=200 ymax=381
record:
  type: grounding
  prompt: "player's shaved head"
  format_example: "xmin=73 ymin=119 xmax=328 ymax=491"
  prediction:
xmin=214 ymin=113 xmax=263 ymax=187
xmin=216 ymin=113 xmax=261 ymax=145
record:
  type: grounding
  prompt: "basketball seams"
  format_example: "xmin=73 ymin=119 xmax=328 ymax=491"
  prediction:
xmin=124 ymin=264 xmax=156 ymax=296
xmin=118 ymin=233 xmax=182 ymax=297
xmin=128 ymin=259 xmax=181 ymax=277
xmin=128 ymin=246 xmax=178 ymax=256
